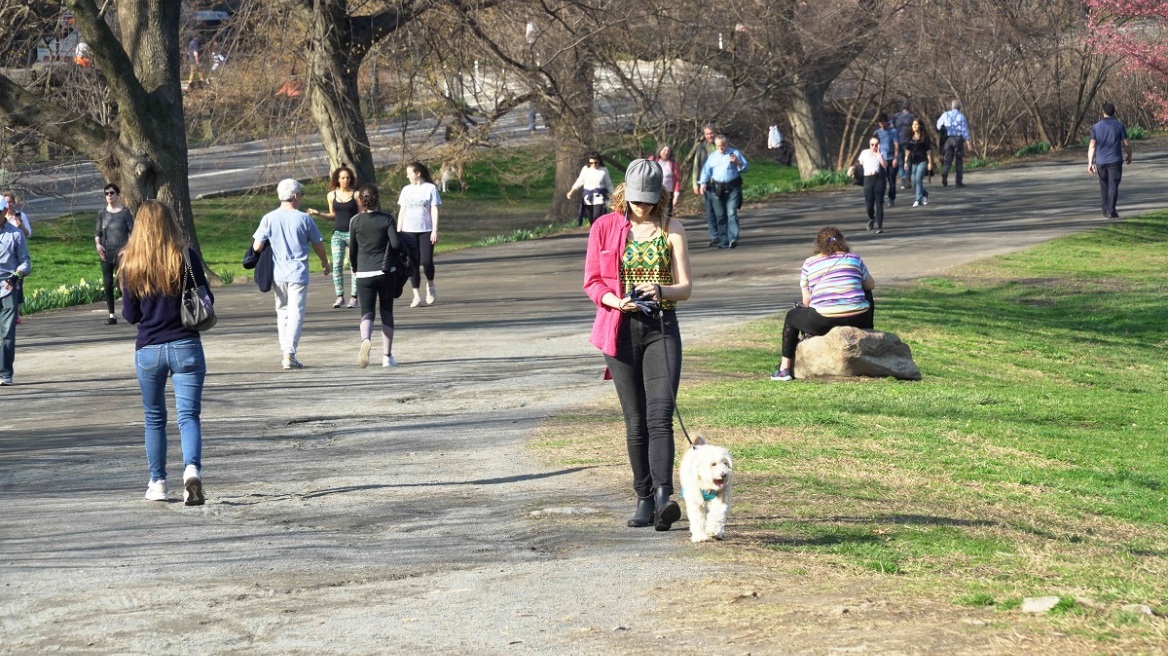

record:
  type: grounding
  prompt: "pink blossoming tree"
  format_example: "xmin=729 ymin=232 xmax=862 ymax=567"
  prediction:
xmin=1087 ymin=0 xmax=1168 ymax=122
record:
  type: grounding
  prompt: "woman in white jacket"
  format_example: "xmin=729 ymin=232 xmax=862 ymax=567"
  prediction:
xmin=566 ymin=152 xmax=614 ymax=227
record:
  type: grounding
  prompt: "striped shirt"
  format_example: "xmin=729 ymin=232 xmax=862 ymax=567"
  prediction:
xmin=800 ymin=252 xmax=870 ymax=317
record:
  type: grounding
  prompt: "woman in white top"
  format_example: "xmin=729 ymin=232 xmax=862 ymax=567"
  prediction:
xmin=397 ymin=161 xmax=441 ymax=307
xmin=854 ymin=137 xmax=888 ymax=233
xmin=566 ymin=151 xmax=614 ymax=227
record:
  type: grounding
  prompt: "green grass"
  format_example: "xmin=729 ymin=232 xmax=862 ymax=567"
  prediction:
xmin=677 ymin=212 xmax=1168 ymax=616
xmin=1015 ymin=141 xmax=1051 ymax=157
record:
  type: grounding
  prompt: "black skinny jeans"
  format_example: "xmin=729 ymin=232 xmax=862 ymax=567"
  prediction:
xmin=863 ymin=174 xmax=886 ymax=228
xmin=401 ymin=232 xmax=435 ymax=288
xmin=1097 ymin=162 xmax=1122 ymax=215
xmin=100 ymin=256 xmax=120 ymax=315
xmin=781 ymin=290 xmax=876 ymax=360
xmin=356 ymin=275 xmax=395 ymax=330
xmin=604 ymin=310 xmax=682 ymax=499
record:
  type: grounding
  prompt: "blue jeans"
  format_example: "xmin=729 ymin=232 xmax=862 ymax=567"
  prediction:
xmin=0 ymin=293 xmax=15 ymax=380
xmin=710 ymin=186 xmax=742 ymax=247
xmin=911 ymin=161 xmax=929 ymax=202
xmin=135 ymin=338 xmax=206 ymax=482
xmin=703 ymin=190 xmax=717 ymax=241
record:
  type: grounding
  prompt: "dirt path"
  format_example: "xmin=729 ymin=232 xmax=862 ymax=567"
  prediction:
xmin=2 ymin=143 xmax=1165 ymax=654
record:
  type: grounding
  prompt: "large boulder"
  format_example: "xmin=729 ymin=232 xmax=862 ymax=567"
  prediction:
xmin=795 ymin=326 xmax=921 ymax=380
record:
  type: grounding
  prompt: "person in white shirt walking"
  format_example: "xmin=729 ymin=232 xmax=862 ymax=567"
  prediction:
xmin=567 ymin=152 xmax=615 ymax=227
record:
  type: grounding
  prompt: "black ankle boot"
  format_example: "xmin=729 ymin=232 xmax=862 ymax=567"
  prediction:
xmin=654 ymin=487 xmax=681 ymax=532
xmin=628 ymin=496 xmax=654 ymax=528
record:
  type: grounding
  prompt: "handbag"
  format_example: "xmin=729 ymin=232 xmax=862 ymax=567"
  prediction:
xmin=181 ymin=249 xmax=217 ymax=331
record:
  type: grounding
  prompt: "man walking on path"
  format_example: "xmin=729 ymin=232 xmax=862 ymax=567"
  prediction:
xmin=936 ymin=99 xmax=975 ymax=187
xmin=698 ymin=135 xmax=749 ymax=249
xmin=252 ymin=179 xmax=331 ymax=370
xmin=0 ymin=212 xmax=31 ymax=386
xmin=874 ymin=113 xmax=900 ymax=206
xmin=1087 ymin=102 xmax=1132 ymax=219
xmin=892 ymin=103 xmax=916 ymax=189
xmin=691 ymin=124 xmax=719 ymax=247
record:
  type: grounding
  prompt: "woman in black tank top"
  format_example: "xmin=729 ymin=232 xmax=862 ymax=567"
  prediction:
xmin=308 ymin=166 xmax=360 ymax=308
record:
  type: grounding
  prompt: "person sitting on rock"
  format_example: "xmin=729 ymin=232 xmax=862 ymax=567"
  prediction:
xmin=771 ymin=227 xmax=875 ymax=381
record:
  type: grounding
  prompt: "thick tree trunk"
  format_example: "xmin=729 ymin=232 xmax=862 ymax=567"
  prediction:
xmin=544 ymin=51 xmax=596 ymax=223
xmin=786 ymin=79 xmax=833 ymax=178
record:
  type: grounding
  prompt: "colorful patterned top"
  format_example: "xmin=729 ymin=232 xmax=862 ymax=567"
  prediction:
xmin=800 ymin=252 xmax=869 ymax=317
xmin=620 ymin=231 xmax=676 ymax=310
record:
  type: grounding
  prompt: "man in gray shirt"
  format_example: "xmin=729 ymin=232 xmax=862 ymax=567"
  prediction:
xmin=253 ymin=179 xmax=332 ymax=369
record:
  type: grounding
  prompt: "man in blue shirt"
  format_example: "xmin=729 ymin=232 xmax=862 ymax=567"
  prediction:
xmin=874 ymin=113 xmax=900 ymax=207
xmin=253 ymin=179 xmax=332 ymax=369
xmin=698 ymin=135 xmax=749 ymax=249
xmin=936 ymin=99 xmax=976 ymax=187
xmin=1087 ymin=102 xmax=1133 ymax=219
xmin=0 ymin=217 xmax=31 ymax=385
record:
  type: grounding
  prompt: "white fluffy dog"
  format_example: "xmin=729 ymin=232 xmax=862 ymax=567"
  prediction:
xmin=679 ymin=436 xmax=733 ymax=542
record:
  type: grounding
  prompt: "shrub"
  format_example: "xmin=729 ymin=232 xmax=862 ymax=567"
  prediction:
xmin=1128 ymin=125 xmax=1147 ymax=140
xmin=22 ymin=278 xmax=114 ymax=315
xmin=1014 ymin=142 xmax=1051 ymax=157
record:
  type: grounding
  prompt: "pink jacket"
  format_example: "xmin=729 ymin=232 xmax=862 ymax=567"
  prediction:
xmin=584 ymin=210 xmax=629 ymax=357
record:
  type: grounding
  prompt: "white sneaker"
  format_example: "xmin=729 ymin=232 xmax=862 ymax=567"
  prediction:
xmin=912 ymin=201 xmax=920 ymax=207
xmin=410 ymin=294 xmax=421 ymax=308
xmin=183 ymin=465 xmax=205 ymax=506
xmin=425 ymin=282 xmax=436 ymax=305
xmin=282 ymin=355 xmax=303 ymax=370
xmin=358 ymin=338 xmax=371 ymax=369
xmin=382 ymin=354 xmax=398 ymax=368
xmin=922 ymin=198 xmax=928 ymax=206
xmin=145 ymin=479 xmax=168 ymax=501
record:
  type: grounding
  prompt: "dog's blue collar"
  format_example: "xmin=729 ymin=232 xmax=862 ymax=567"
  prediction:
xmin=680 ymin=488 xmax=718 ymax=501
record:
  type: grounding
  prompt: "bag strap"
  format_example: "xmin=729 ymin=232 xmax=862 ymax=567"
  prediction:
xmin=180 ymin=247 xmax=197 ymax=294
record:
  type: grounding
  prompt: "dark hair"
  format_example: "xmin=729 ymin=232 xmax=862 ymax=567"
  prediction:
xmin=586 ymin=151 xmax=603 ymax=166
xmin=406 ymin=161 xmax=434 ymax=185
xmin=814 ymin=227 xmax=850 ymax=256
xmin=329 ymin=165 xmax=357 ymax=191
xmin=104 ymin=183 xmax=120 ymax=194
xmin=876 ymin=112 xmax=889 ymax=123
xmin=357 ymin=183 xmax=380 ymax=211
xmin=1102 ymin=102 xmax=1116 ymax=117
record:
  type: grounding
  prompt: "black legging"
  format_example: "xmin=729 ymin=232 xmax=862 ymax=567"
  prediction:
xmin=781 ymin=290 xmax=875 ymax=359
xmin=100 ymin=256 xmax=120 ymax=315
xmin=402 ymin=232 xmax=435 ymax=288
xmin=863 ymin=174 xmax=886 ymax=228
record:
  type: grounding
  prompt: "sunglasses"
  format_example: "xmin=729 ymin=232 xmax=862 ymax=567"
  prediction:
xmin=630 ymin=200 xmax=655 ymax=207
xmin=104 ymin=191 xmax=118 ymax=196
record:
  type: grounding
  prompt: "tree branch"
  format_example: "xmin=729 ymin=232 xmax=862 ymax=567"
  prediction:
xmin=65 ymin=0 xmax=149 ymax=121
xmin=0 ymin=71 xmax=113 ymax=158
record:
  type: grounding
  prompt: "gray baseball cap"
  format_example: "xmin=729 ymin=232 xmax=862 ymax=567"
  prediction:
xmin=624 ymin=159 xmax=662 ymax=204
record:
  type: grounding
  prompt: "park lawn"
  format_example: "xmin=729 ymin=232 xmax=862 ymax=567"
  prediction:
xmin=20 ymin=143 xmax=809 ymax=311
xmin=534 ymin=212 xmax=1168 ymax=649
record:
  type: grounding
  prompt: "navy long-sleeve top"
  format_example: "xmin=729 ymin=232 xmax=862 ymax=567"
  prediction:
xmin=122 ymin=248 xmax=213 ymax=350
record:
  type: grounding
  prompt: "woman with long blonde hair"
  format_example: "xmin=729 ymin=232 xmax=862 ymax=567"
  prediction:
xmin=583 ymin=159 xmax=693 ymax=532
xmin=121 ymin=200 xmax=211 ymax=506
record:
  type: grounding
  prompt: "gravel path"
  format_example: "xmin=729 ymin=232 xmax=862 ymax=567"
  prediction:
xmin=2 ymin=143 xmax=1164 ymax=654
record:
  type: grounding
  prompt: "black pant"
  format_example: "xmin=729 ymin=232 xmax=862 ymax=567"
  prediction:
xmin=100 ymin=256 xmax=121 ymax=315
xmin=577 ymin=203 xmax=606 ymax=227
xmin=942 ymin=136 xmax=965 ymax=184
xmin=356 ymin=275 xmax=395 ymax=329
xmin=781 ymin=291 xmax=875 ymax=360
xmin=603 ymin=310 xmax=681 ymax=498
xmin=882 ymin=161 xmax=897 ymax=202
xmin=863 ymin=174 xmax=886 ymax=228
xmin=1097 ymin=162 xmax=1122 ymax=215
xmin=401 ymin=232 xmax=435 ymax=288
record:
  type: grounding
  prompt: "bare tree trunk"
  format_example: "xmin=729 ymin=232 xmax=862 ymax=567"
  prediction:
xmin=544 ymin=49 xmax=596 ymax=222
xmin=787 ymin=79 xmax=832 ymax=177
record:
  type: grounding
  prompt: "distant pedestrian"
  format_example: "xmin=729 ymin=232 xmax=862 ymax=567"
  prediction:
xmin=397 ymin=162 xmax=441 ymax=308
xmin=649 ymin=145 xmax=681 ymax=219
xmin=0 ymin=201 xmax=31 ymax=386
xmin=348 ymin=184 xmax=403 ymax=368
xmin=95 ymin=183 xmax=134 ymax=325
xmin=892 ymin=103 xmax=916 ymax=189
xmin=852 ymin=136 xmax=888 ymax=233
xmin=1087 ymin=102 xmax=1132 ymax=219
xmin=690 ymin=124 xmax=719 ymax=247
xmin=252 ymin=179 xmax=332 ymax=369
xmin=567 ymin=152 xmax=614 ymax=227
xmin=873 ymin=113 xmax=899 ymax=207
xmin=121 ymin=201 xmax=209 ymax=505
xmin=2 ymin=193 xmax=30 ymax=324
xmin=903 ymin=119 xmax=934 ymax=207
xmin=306 ymin=166 xmax=360 ymax=309
xmin=697 ymin=135 xmax=748 ymax=249
xmin=936 ymin=99 xmax=975 ymax=187
xmin=186 ymin=36 xmax=203 ymax=87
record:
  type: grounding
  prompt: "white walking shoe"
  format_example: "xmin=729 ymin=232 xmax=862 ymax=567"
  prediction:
xmin=425 ymin=282 xmax=436 ymax=305
xmin=410 ymin=293 xmax=422 ymax=308
xmin=183 ymin=465 xmax=205 ymax=506
xmin=382 ymin=354 xmax=398 ymax=368
xmin=358 ymin=338 xmax=371 ymax=368
xmin=145 ymin=479 xmax=168 ymax=502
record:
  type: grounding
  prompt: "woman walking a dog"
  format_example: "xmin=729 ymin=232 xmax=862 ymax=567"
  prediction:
xmin=771 ymin=226 xmax=875 ymax=381
xmin=584 ymin=159 xmax=693 ymax=531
